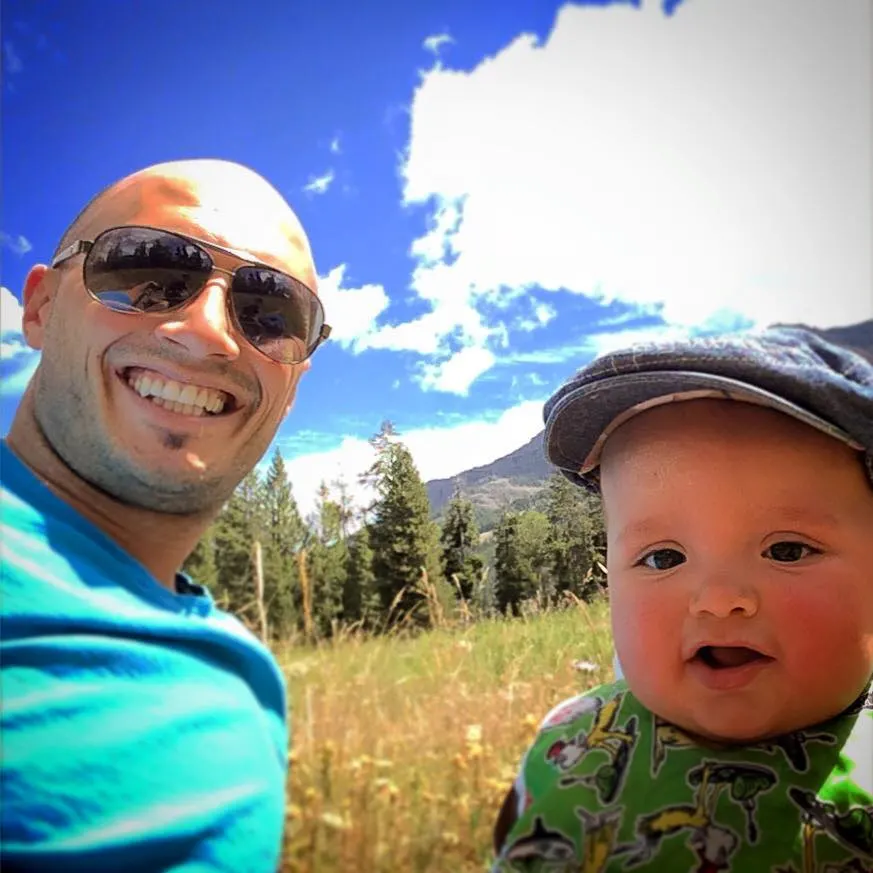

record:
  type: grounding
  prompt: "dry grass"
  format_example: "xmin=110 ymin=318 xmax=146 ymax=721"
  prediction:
xmin=276 ymin=600 xmax=614 ymax=872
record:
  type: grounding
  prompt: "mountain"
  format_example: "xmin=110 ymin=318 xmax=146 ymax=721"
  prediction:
xmin=425 ymin=431 xmax=551 ymax=531
xmin=425 ymin=319 xmax=873 ymax=527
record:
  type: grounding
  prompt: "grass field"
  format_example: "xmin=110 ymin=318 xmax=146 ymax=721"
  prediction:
xmin=277 ymin=600 xmax=615 ymax=872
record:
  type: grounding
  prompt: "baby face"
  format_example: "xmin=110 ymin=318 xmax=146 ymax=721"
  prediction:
xmin=601 ymin=399 xmax=873 ymax=743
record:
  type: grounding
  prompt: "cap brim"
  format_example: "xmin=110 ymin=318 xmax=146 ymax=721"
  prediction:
xmin=545 ymin=370 xmax=863 ymax=477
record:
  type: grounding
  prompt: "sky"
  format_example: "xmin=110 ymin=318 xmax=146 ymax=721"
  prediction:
xmin=2 ymin=0 xmax=871 ymax=518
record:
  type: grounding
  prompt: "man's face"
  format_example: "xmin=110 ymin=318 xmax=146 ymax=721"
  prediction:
xmin=602 ymin=399 xmax=873 ymax=742
xmin=22 ymin=169 xmax=317 ymax=514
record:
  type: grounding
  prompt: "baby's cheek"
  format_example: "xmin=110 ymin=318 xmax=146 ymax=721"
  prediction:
xmin=611 ymin=584 xmax=683 ymax=673
xmin=771 ymin=586 xmax=873 ymax=686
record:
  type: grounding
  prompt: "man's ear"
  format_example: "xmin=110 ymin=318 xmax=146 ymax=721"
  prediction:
xmin=21 ymin=265 xmax=55 ymax=350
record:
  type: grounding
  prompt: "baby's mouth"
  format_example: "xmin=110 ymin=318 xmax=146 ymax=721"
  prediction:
xmin=693 ymin=646 xmax=772 ymax=670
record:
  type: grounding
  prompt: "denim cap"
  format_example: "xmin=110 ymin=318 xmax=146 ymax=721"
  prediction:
xmin=544 ymin=326 xmax=873 ymax=492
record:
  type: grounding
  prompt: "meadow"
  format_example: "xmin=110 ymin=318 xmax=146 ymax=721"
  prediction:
xmin=278 ymin=600 xmax=614 ymax=872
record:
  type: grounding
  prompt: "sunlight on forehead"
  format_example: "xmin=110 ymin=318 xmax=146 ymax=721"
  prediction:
xmin=123 ymin=162 xmax=316 ymax=283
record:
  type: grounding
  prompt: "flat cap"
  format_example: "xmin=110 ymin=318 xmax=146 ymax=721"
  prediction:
xmin=543 ymin=326 xmax=873 ymax=491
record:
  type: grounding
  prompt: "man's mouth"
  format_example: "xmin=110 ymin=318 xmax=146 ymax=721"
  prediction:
xmin=692 ymin=645 xmax=772 ymax=670
xmin=122 ymin=367 xmax=236 ymax=417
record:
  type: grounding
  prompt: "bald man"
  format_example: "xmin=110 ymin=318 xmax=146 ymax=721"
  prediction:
xmin=1 ymin=160 xmax=331 ymax=871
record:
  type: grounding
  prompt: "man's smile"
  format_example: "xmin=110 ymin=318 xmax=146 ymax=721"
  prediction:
xmin=119 ymin=367 xmax=239 ymax=418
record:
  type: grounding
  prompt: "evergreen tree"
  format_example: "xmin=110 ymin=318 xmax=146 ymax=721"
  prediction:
xmin=493 ymin=509 xmax=551 ymax=614
xmin=182 ymin=525 xmax=219 ymax=590
xmin=518 ymin=510 xmax=553 ymax=606
xmin=331 ymin=476 xmax=356 ymax=541
xmin=440 ymin=484 xmax=484 ymax=602
xmin=307 ymin=483 xmax=347 ymax=637
xmin=368 ymin=436 xmax=443 ymax=626
xmin=545 ymin=474 xmax=607 ymax=601
xmin=343 ymin=524 xmax=379 ymax=628
xmin=261 ymin=447 xmax=305 ymax=639
xmin=494 ymin=512 xmax=527 ymax=615
xmin=211 ymin=470 xmax=265 ymax=623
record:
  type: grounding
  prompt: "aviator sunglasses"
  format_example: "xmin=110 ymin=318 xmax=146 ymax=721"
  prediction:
xmin=51 ymin=225 xmax=331 ymax=364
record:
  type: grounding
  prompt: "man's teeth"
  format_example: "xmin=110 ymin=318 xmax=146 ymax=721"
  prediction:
xmin=128 ymin=373 xmax=227 ymax=415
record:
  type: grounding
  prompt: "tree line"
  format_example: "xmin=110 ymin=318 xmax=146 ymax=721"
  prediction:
xmin=184 ymin=422 xmax=607 ymax=641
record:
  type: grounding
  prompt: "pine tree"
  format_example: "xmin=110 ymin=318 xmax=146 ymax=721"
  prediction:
xmin=182 ymin=525 xmax=219 ymax=590
xmin=262 ymin=447 xmax=305 ymax=639
xmin=440 ymin=484 xmax=484 ymax=602
xmin=343 ymin=524 xmax=379 ymax=629
xmin=368 ymin=436 xmax=444 ymax=626
xmin=493 ymin=510 xmax=551 ymax=614
xmin=307 ymin=483 xmax=347 ymax=637
xmin=211 ymin=469 xmax=265 ymax=623
xmin=545 ymin=473 xmax=607 ymax=601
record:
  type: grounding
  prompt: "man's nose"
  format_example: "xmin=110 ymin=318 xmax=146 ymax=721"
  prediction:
xmin=153 ymin=279 xmax=241 ymax=360
xmin=689 ymin=569 xmax=759 ymax=619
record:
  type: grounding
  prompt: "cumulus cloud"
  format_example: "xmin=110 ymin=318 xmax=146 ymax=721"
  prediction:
xmin=398 ymin=0 xmax=872 ymax=387
xmin=1 ymin=286 xmax=39 ymax=396
xmin=316 ymin=265 xmax=391 ymax=350
xmin=1 ymin=231 xmax=33 ymax=256
xmin=303 ymin=169 xmax=335 ymax=195
xmin=417 ymin=345 xmax=496 ymax=395
xmin=281 ymin=400 xmax=544 ymax=518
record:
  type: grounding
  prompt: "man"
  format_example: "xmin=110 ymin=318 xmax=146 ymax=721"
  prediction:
xmin=1 ymin=160 xmax=330 ymax=871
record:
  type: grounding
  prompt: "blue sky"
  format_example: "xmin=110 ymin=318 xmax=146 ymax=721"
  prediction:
xmin=2 ymin=0 xmax=871 ymax=515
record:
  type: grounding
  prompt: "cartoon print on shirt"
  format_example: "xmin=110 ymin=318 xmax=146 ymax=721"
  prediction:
xmin=789 ymin=788 xmax=873 ymax=869
xmin=503 ymin=816 xmax=577 ymax=865
xmin=576 ymin=807 xmax=623 ymax=873
xmin=758 ymin=731 xmax=837 ymax=773
xmin=623 ymin=762 xmax=746 ymax=872
xmin=545 ymin=695 xmax=639 ymax=804
xmin=652 ymin=717 xmax=709 ymax=774
xmin=541 ymin=695 xmax=601 ymax=731
xmin=652 ymin=715 xmax=836 ymax=776
xmin=688 ymin=763 xmax=777 ymax=843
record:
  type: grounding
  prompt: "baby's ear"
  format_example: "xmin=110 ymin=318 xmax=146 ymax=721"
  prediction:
xmin=21 ymin=265 xmax=56 ymax=351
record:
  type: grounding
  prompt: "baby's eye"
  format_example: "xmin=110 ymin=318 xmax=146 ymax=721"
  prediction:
xmin=763 ymin=541 xmax=821 ymax=563
xmin=636 ymin=548 xmax=685 ymax=571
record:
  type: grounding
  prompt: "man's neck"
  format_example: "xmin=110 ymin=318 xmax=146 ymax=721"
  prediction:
xmin=6 ymin=391 xmax=216 ymax=591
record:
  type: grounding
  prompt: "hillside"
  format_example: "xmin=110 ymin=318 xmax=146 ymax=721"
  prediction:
xmin=426 ymin=319 xmax=872 ymax=528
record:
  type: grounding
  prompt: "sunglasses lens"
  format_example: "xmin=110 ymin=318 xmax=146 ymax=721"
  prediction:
xmin=85 ymin=227 xmax=211 ymax=313
xmin=232 ymin=267 xmax=325 ymax=364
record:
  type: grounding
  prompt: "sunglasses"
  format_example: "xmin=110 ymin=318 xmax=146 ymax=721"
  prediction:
xmin=51 ymin=225 xmax=331 ymax=364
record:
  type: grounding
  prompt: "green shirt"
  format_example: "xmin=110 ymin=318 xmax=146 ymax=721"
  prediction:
xmin=494 ymin=680 xmax=872 ymax=872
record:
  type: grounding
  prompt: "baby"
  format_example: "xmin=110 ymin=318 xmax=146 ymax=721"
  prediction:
xmin=492 ymin=327 xmax=873 ymax=872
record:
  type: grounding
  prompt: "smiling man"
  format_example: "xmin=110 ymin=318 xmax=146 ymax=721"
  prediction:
xmin=1 ymin=160 xmax=330 ymax=871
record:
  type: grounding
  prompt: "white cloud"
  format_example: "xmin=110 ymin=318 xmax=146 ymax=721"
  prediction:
xmin=2 ymin=286 xmax=26 ymax=349
xmin=1 ymin=285 xmax=40 ymax=396
xmin=281 ymin=400 xmax=544 ymax=518
xmin=399 ymin=0 xmax=873 ymax=382
xmin=330 ymin=135 xmax=342 ymax=155
xmin=1 ymin=231 xmax=32 ymax=256
xmin=517 ymin=302 xmax=557 ymax=332
xmin=417 ymin=345 xmax=496 ymax=395
xmin=316 ymin=265 xmax=391 ymax=349
xmin=303 ymin=169 xmax=335 ymax=195
xmin=422 ymin=32 xmax=454 ymax=57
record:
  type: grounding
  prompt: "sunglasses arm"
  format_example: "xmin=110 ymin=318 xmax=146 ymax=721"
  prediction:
xmin=51 ymin=240 xmax=94 ymax=269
